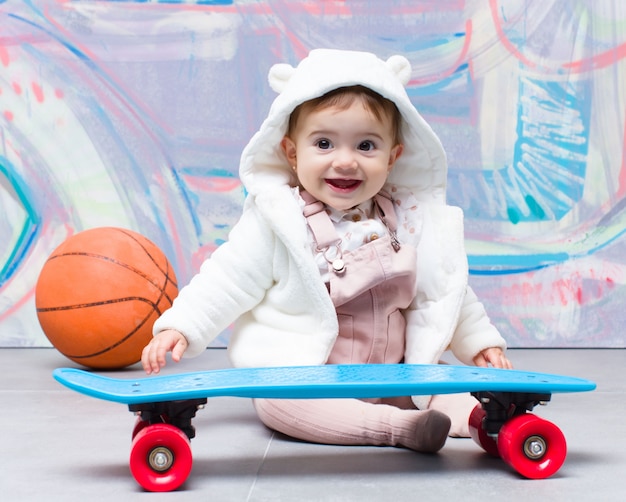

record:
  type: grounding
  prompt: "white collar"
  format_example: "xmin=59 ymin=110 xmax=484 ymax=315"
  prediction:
xmin=326 ymin=199 xmax=375 ymax=223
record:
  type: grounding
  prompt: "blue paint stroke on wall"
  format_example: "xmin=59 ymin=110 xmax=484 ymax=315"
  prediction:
xmin=0 ymin=156 xmax=41 ymax=287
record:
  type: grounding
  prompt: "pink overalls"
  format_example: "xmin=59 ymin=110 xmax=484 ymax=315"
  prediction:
xmin=253 ymin=192 xmax=454 ymax=452
xmin=302 ymin=190 xmax=416 ymax=366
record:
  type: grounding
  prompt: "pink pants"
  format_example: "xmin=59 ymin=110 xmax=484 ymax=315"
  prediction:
xmin=254 ymin=192 xmax=477 ymax=449
xmin=253 ymin=382 xmax=478 ymax=447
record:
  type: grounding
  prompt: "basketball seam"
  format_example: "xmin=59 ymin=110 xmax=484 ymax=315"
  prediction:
xmin=46 ymin=251 xmax=177 ymax=309
xmin=37 ymin=296 xmax=159 ymax=312
xmin=105 ymin=228 xmax=178 ymax=316
xmin=37 ymin=296 xmax=159 ymax=358
xmin=116 ymin=228 xmax=179 ymax=300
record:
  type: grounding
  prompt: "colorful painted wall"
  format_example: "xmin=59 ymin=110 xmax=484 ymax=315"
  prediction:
xmin=1 ymin=0 xmax=625 ymax=348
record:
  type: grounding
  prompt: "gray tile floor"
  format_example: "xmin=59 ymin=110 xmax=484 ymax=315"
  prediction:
xmin=2 ymin=348 xmax=624 ymax=501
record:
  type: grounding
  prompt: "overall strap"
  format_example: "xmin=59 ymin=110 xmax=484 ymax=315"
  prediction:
xmin=374 ymin=191 xmax=401 ymax=251
xmin=300 ymin=190 xmax=342 ymax=250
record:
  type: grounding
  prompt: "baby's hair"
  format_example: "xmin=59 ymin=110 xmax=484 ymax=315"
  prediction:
xmin=287 ymin=85 xmax=403 ymax=144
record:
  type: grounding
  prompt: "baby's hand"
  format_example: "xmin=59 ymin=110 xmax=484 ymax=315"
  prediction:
xmin=473 ymin=347 xmax=513 ymax=369
xmin=141 ymin=329 xmax=188 ymax=375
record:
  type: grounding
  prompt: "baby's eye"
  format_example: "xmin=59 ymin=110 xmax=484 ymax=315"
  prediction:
xmin=316 ymin=139 xmax=332 ymax=150
xmin=358 ymin=140 xmax=375 ymax=151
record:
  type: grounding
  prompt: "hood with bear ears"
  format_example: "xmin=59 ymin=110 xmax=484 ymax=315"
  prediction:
xmin=239 ymin=49 xmax=448 ymax=204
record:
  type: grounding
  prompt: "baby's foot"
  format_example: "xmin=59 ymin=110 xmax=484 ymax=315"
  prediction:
xmin=411 ymin=409 xmax=451 ymax=453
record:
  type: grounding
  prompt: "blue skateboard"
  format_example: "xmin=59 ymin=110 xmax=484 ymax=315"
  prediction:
xmin=53 ymin=364 xmax=595 ymax=491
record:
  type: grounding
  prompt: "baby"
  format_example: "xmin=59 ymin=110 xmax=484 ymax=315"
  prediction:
xmin=142 ymin=49 xmax=511 ymax=452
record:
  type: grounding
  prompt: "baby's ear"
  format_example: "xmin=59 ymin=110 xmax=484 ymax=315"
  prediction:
xmin=268 ymin=63 xmax=296 ymax=93
xmin=280 ymin=136 xmax=297 ymax=165
xmin=385 ymin=55 xmax=412 ymax=86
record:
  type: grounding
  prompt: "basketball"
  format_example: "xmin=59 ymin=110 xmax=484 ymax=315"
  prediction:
xmin=35 ymin=227 xmax=178 ymax=369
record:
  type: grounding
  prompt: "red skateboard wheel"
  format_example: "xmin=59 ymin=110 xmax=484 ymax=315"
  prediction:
xmin=131 ymin=413 xmax=170 ymax=440
xmin=130 ymin=424 xmax=193 ymax=492
xmin=468 ymin=405 xmax=500 ymax=457
xmin=131 ymin=417 xmax=148 ymax=440
xmin=497 ymin=414 xmax=567 ymax=479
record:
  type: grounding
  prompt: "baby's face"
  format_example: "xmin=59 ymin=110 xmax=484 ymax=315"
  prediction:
xmin=282 ymin=101 xmax=403 ymax=211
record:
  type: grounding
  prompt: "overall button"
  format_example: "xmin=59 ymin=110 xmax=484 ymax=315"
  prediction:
xmin=332 ymin=258 xmax=346 ymax=273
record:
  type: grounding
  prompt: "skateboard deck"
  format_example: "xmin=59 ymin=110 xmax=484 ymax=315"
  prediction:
xmin=53 ymin=364 xmax=596 ymax=491
xmin=53 ymin=364 xmax=595 ymax=404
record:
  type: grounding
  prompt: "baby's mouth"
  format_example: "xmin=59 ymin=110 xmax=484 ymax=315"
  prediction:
xmin=326 ymin=179 xmax=362 ymax=191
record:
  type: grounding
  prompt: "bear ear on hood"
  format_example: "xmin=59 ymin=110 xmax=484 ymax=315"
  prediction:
xmin=268 ymin=63 xmax=296 ymax=93
xmin=269 ymin=51 xmax=412 ymax=93
xmin=385 ymin=55 xmax=412 ymax=86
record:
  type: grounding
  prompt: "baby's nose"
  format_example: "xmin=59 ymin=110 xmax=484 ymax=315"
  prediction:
xmin=332 ymin=148 xmax=358 ymax=170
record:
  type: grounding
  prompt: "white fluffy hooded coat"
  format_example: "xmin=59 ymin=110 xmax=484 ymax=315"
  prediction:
xmin=153 ymin=49 xmax=506 ymax=408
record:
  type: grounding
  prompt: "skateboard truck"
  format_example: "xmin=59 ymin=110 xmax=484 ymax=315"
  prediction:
xmin=129 ymin=399 xmax=208 ymax=440
xmin=471 ymin=391 xmax=552 ymax=436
